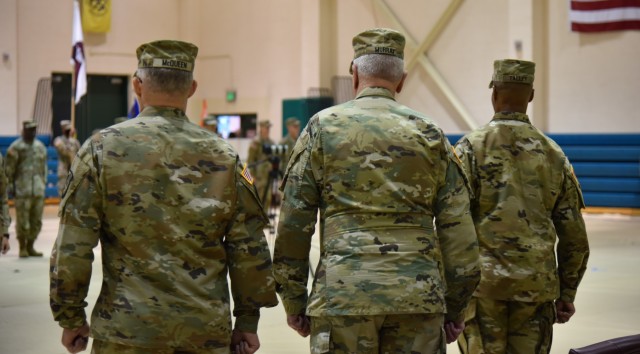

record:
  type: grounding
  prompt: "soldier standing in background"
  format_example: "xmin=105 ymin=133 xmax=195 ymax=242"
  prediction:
xmin=454 ymin=59 xmax=590 ymax=354
xmin=0 ymin=152 xmax=11 ymax=255
xmin=53 ymin=120 xmax=81 ymax=196
xmin=273 ymin=28 xmax=480 ymax=353
xmin=5 ymin=121 xmax=47 ymax=258
xmin=247 ymin=120 xmax=275 ymax=207
xmin=50 ymin=40 xmax=277 ymax=354
xmin=203 ymin=116 xmax=222 ymax=137
xmin=279 ymin=117 xmax=300 ymax=170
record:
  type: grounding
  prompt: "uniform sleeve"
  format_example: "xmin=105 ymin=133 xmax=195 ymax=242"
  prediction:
xmin=454 ymin=138 xmax=479 ymax=200
xmin=435 ymin=140 xmax=480 ymax=322
xmin=4 ymin=144 xmax=18 ymax=188
xmin=272 ymin=120 xmax=320 ymax=315
xmin=49 ymin=139 xmax=102 ymax=329
xmin=225 ymin=161 xmax=278 ymax=333
xmin=552 ymin=162 xmax=589 ymax=303
xmin=0 ymin=156 xmax=10 ymax=235
xmin=247 ymin=141 xmax=259 ymax=164
xmin=41 ymin=143 xmax=47 ymax=180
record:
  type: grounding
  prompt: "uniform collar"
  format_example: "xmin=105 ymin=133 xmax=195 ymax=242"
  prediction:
xmin=138 ymin=106 xmax=188 ymax=120
xmin=356 ymin=87 xmax=396 ymax=101
xmin=492 ymin=111 xmax=531 ymax=124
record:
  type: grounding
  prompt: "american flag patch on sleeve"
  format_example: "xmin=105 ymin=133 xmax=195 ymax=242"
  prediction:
xmin=241 ymin=163 xmax=254 ymax=185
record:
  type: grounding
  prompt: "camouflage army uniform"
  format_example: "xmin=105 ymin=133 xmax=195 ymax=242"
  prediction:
xmin=50 ymin=106 xmax=278 ymax=352
xmin=247 ymin=136 xmax=275 ymax=206
xmin=53 ymin=134 xmax=81 ymax=195
xmin=455 ymin=111 xmax=590 ymax=354
xmin=273 ymin=86 xmax=480 ymax=353
xmin=5 ymin=136 xmax=47 ymax=255
xmin=0 ymin=153 xmax=11 ymax=237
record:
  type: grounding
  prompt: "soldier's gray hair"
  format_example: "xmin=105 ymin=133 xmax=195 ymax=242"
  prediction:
xmin=136 ymin=68 xmax=193 ymax=95
xmin=353 ymin=54 xmax=404 ymax=83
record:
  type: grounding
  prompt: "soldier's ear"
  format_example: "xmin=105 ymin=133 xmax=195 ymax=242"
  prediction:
xmin=395 ymin=72 xmax=408 ymax=94
xmin=188 ymin=80 xmax=198 ymax=98
xmin=132 ymin=76 xmax=142 ymax=97
xmin=352 ymin=65 xmax=359 ymax=93
xmin=529 ymin=88 xmax=535 ymax=102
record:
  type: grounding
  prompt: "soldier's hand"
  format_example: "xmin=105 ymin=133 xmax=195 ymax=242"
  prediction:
xmin=286 ymin=314 xmax=310 ymax=337
xmin=444 ymin=319 xmax=465 ymax=344
xmin=230 ymin=329 xmax=260 ymax=354
xmin=61 ymin=323 xmax=90 ymax=353
xmin=555 ymin=300 xmax=576 ymax=324
xmin=1 ymin=235 xmax=9 ymax=255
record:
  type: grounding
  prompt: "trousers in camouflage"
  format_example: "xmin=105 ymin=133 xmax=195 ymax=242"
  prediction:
xmin=91 ymin=339 xmax=230 ymax=354
xmin=457 ymin=297 xmax=555 ymax=354
xmin=14 ymin=196 xmax=43 ymax=241
xmin=310 ymin=314 xmax=445 ymax=354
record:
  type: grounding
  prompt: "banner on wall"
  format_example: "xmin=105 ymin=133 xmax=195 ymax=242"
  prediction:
xmin=570 ymin=0 xmax=640 ymax=32
xmin=81 ymin=0 xmax=111 ymax=33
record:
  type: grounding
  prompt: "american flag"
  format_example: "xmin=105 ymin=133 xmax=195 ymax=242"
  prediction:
xmin=241 ymin=164 xmax=254 ymax=185
xmin=570 ymin=0 xmax=640 ymax=32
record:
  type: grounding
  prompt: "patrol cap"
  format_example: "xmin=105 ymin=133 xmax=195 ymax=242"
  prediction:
xmin=114 ymin=117 xmax=128 ymax=124
xmin=489 ymin=59 xmax=535 ymax=88
xmin=204 ymin=116 xmax=218 ymax=126
xmin=136 ymin=40 xmax=198 ymax=72
xmin=60 ymin=120 xmax=72 ymax=130
xmin=285 ymin=117 xmax=300 ymax=127
xmin=23 ymin=120 xmax=37 ymax=129
xmin=350 ymin=28 xmax=405 ymax=74
xmin=259 ymin=121 xmax=272 ymax=128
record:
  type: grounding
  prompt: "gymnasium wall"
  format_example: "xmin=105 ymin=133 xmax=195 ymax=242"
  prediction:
xmin=0 ymin=0 xmax=638 ymax=138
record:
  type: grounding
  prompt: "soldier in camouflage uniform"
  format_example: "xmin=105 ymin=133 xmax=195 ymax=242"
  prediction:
xmin=279 ymin=117 xmax=301 ymax=171
xmin=273 ymin=28 xmax=480 ymax=354
xmin=0 ymin=152 xmax=11 ymax=255
xmin=53 ymin=120 xmax=81 ymax=196
xmin=247 ymin=121 xmax=275 ymax=207
xmin=5 ymin=120 xmax=47 ymax=258
xmin=454 ymin=59 xmax=590 ymax=354
xmin=50 ymin=40 xmax=277 ymax=354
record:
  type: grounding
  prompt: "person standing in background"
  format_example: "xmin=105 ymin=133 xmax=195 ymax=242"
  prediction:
xmin=50 ymin=40 xmax=277 ymax=354
xmin=247 ymin=120 xmax=275 ymax=207
xmin=454 ymin=59 xmax=590 ymax=354
xmin=0 ymin=152 xmax=11 ymax=255
xmin=279 ymin=117 xmax=301 ymax=170
xmin=5 ymin=121 xmax=47 ymax=258
xmin=273 ymin=28 xmax=480 ymax=353
xmin=53 ymin=120 xmax=81 ymax=196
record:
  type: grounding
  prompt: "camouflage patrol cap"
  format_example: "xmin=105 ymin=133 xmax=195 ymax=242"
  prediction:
xmin=489 ymin=59 xmax=535 ymax=88
xmin=136 ymin=40 xmax=198 ymax=72
xmin=285 ymin=117 xmax=300 ymax=127
xmin=349 ymin=28 xmax=405 ymax=74
xmin=259 ymin=121 xmax=272 ymax=128
xmin=204 ymin=116 xmax=218 ymax=126
xmin=23 ymin=120 xmax=37 ymax=129
xmin=60 ymin=120 xmax=72 ymax=130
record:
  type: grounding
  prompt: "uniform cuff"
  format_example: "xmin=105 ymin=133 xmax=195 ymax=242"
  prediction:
xmin=282 ymin=299 xmax=307 ymax=316
xmin=234 ymin=315 xmax=260 ymax=333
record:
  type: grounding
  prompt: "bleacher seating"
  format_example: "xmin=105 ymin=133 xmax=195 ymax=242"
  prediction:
xmin=1 ymin=134 xmax=639 ymax=208
xmin=447 ymin=133 xmax=640 ymax=209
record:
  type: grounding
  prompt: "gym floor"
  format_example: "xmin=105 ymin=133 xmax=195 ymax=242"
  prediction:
xmin=0 ymin=206 xmax=638 ymax=354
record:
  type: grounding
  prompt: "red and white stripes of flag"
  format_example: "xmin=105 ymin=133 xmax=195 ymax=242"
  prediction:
xmin=570 ymin=0 xmax=640 ymax=32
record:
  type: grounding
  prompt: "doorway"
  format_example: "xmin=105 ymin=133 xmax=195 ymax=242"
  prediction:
xmin=51 ymin=73 xmax=129 ymax=142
